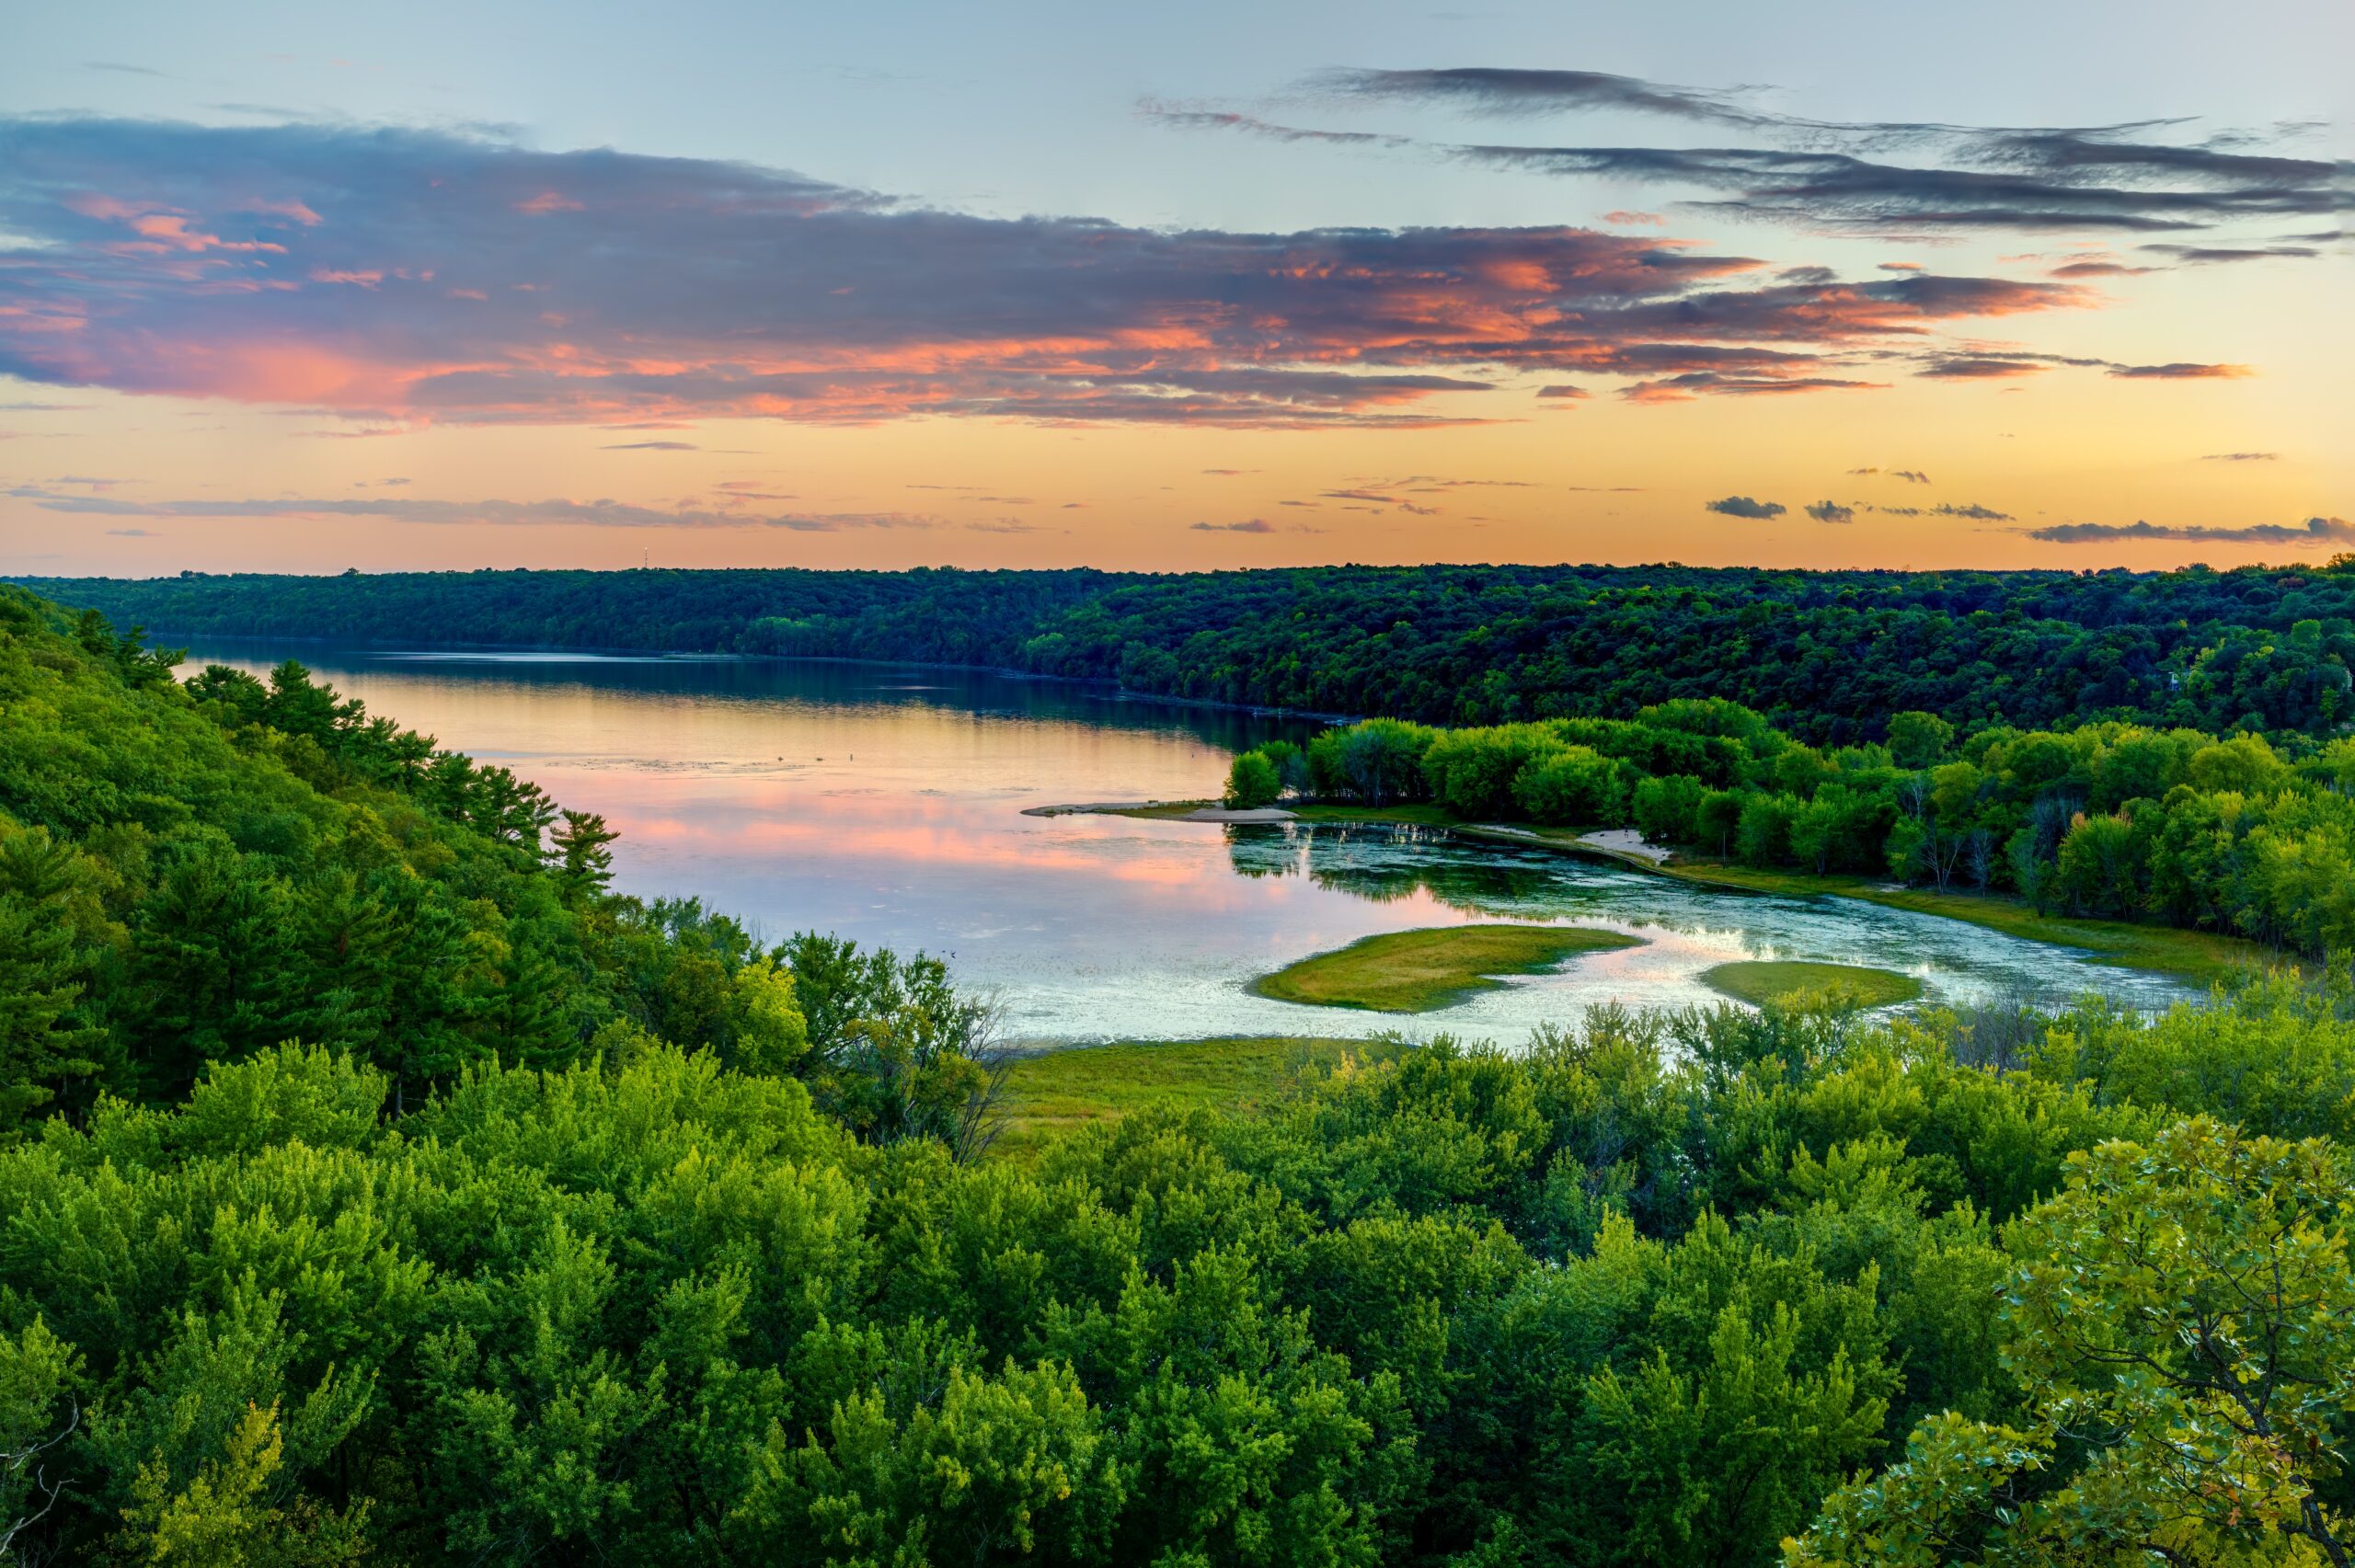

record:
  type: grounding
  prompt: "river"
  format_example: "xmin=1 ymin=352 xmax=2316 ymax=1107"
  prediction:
xmin=178 ymin=641 xmax=2200 ymax=1044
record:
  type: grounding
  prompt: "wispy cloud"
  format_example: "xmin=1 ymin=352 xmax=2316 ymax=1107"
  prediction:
xmin=0 ymin=117 xmax=2116 ymax=427
xmin=1242 ymin=68 xmax=2338 ymax=236
xmin=2201 ymin=451 xmax=2278 ymax=461
xmin=1912 ymin=349 xmax=2251 ymax=383
xmin=4 ymin=486 xmax=932 ymax=531
xmin=1310 ymin=67 xmax=1768 ymax=125
xmin=1622 ymin=372 xmax=1883 ymax=402
xmin=1189 ymin=518 xmax=1278 ymax=532
xmin=2050 ymin=259 xmax=2157 ymax=277
xmin=2106 ymin=361 xmax=2253 ymax=380
xmin=1804 ymin=500 xmax=1854 ymax=523
xmin=1705 ymin=495 xmax=1786 ymax=519
xmin=2029 ymin=515 xmax=2354 ymax=544
xmin=2141 ymin=243 xmax=2325 ymax=263
xmin=1920 ymin=358 xmax=2050 ymax=379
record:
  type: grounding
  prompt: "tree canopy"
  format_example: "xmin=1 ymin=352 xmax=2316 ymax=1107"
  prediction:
xmin=0 ymin=580 xmax=2350 ymax=1564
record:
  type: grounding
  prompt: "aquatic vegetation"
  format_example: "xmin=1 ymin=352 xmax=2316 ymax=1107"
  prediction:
xmin=1699 ymin=958 xmax=1924 ymax=1009
xmin=1251 ymin=922 xmax=1644 ymax=1011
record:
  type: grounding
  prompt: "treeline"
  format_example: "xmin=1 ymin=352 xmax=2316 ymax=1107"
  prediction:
xmin=4 ymin=581 xmax=2354 ymax=1564
xmin=26 ymin=555 xmax=2355 ymax=740
xmin=1228 ymin=698 xmax=2355 ymax=953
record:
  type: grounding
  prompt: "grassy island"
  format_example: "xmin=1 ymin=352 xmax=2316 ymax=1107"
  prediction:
xmin=1699 ymin=959 xmax=1924 ymax=1009
xmin=1252 ymin=923 xmax=1643 ymax=1013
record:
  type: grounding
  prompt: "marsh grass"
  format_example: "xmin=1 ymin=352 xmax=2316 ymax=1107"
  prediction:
xmin=1251 ymin=923 xmax=1643 ymax=1013
xmin=1699 ymin=959 xmax=1924 ymax=1009
xmin=994 ymin=1035 xmax=1408 ymax=1159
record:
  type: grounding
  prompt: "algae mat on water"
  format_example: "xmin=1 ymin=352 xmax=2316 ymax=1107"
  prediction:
xmin=1253 ymin=923 xmax=1643 ymax=1013
xmin=1699 ymin=959 xmax=1924 ymax=1009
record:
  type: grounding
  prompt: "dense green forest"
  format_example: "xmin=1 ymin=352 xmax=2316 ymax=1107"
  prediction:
xmin=25 ymin=557 xmax=2355 ymax=741
xmin=1 ymin=582 xmax=2352 ymax=1563
xmin=1226 ymin=700 xmax=2355 ymax=955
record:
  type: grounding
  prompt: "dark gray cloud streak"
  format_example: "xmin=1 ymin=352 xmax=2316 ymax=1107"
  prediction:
xmin=1705 ymin=495 xmax=1786 ymax=519
xmin=1911 ymin=349 xmax=2248 ymax=382
xmin=2029 ymin=515 xmax=2354 ymax=544
xmin=1312 ymin=68 xmax=1772 ymax=126
xmin=2141 ymin=243 xmax=2326 ymax=262
xmin=1169 ymin=69 xmax=2342 ymax=237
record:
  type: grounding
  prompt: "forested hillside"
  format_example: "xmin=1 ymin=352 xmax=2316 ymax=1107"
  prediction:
xmin=28 ymin=558 xmax=2355 ymax=741
xmin=0 ymin=587 xmax=992 ymax=1139
xmin=0 ymin=581 xmax=2350 ymax=1564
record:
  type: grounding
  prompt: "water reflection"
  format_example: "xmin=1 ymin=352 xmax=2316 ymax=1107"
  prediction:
xmin=1229 ymin=823 xmax=1569 ymax=910
xmin=205 ymin=641 xmax=1321 ymax=760
xmin=176 ymin=638 xmax=2201 ymax=1047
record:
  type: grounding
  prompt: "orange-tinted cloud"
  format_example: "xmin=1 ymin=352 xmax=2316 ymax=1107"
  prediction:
xmin=1920 ymin=358 xmax=2051 ymax=379
xmin=5 ymin=486 xmax=934 ymax=532
xmin=2106 ymin=361 xmax=2253 ymax=380
xmin=0 ymin=118 xmax=2111 ymax=429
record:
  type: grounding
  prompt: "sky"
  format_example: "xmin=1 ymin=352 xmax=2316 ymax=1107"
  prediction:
xmin=1 ymin=0 xmax=2348 ymax=578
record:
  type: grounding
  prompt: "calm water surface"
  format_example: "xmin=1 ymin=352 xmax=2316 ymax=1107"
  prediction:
xmin=181 ymin=641 xmax=2200 ymax=1044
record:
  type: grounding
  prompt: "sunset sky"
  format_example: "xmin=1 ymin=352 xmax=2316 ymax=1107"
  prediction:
xmin=2 ymin=0 xmax=2347 ymax=578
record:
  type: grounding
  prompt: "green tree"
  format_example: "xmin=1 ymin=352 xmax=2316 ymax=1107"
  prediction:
xmin=112 ymin=1401 xmax=368 ymax=1567
xmin=1223 ymin=750 xmax=1282 ymax=810
xmin=734 ymin=1359 xmax=1120 ymax=1565
xmin=1886 ymin=712 xmax=1955 ymax=770
xmin=0 ymin=829 xmax=111 ymax=1127
xmin=1789 ymin=1119 xmax=2355 ymax=1567
xmin=0 ymin=1319 xmax=79 ymax=1560
xmin=1738 ymin=793 xmax=1798 ymax=867
xmin=1513 ymin=745 xmax=1628 ymax=826
xmin=548 ymin=809 xmax=619 ymax=905
xmin=781 ymin=933 xmax=1005 ymax=1156
xmin=1633 ymin=773 xmax=1706 ymax=846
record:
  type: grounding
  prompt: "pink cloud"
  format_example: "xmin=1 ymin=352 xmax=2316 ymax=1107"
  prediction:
xmin=0 ymin=119 xmax=2117 ymax=429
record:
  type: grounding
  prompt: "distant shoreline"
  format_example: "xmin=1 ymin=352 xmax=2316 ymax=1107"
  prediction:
xmin=152 ymin=629 xmax=1362 ymax=727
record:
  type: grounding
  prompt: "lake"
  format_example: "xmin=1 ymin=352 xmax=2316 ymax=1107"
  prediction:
xmin=179 ymin=641 xmax=2200 ymax=1044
